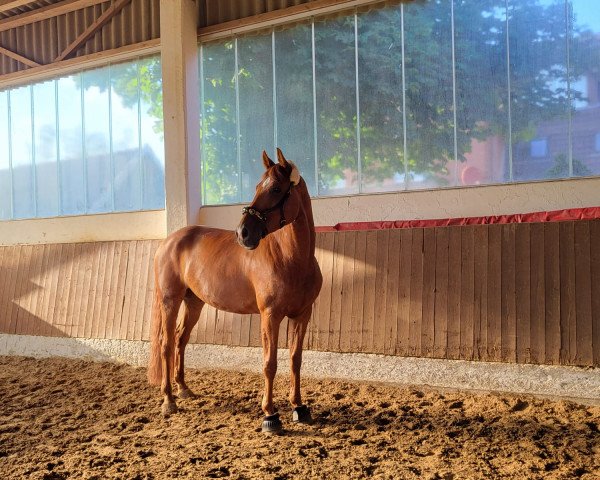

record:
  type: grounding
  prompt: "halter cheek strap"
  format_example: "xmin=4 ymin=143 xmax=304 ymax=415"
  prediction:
xmin=242 ymin=183 xmax=293 ymax=228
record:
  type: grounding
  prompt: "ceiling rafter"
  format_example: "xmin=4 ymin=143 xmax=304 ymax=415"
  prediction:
xmin=55 ymin=0 xmax=131 ymax=62
xmin=0 ymin=44 xmax=40 ymax=67
xmin=0 ymin=0 xmax=109 ymax=33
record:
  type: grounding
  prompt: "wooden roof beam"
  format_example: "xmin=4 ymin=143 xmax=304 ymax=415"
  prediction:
xmin=0 ymin=0 xmax=107 ymax=32
xmin=0 ymin=44 xmax=40 ymax=67
xmin=54 ymin=0 xmax=131 ymax=62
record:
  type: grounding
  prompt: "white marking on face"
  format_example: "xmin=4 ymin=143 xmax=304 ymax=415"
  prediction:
xmin=262 ymin=177 xmax=272 ymax=189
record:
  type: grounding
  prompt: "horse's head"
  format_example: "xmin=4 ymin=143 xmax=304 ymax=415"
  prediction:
xmin=236 ymin=148 xmax=302 ymax=250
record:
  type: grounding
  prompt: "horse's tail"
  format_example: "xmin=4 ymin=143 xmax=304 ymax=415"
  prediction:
xmin=147 ymin=282 xmax=164 ymax=386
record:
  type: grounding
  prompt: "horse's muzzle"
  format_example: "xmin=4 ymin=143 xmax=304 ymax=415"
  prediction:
xmin=236 ymin=224 xmax=264 ymax=250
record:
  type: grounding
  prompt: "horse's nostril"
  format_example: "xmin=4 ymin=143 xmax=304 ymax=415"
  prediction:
xmin=241 ymin=227 xmax=249 ymax=239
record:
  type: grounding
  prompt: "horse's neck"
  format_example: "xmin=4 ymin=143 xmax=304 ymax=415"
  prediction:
xmin=268 ymin=181 xmax=315 ymax=264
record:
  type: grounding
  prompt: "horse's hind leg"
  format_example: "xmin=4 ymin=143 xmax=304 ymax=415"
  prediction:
xmin=175 ymin=291 xmax=204 ymax=398
xmin=288 ymin=307 xmax=312 ymax=424
xmin=160 ymin=294 xmax=183 ymax=416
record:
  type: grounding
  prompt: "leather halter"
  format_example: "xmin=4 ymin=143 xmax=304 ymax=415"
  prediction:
xmin=242 ymin=183 xmax=294 ymax=228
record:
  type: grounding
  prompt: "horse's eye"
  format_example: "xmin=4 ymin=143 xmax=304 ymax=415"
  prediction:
xmin=270 ymin=187 xmax=281 ymax=194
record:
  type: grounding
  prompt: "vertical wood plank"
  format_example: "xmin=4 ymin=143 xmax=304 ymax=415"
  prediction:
xmin=9 ymin=245 xmax=27 ymax=334
xmin=373 ymin=230 xmax=390 ymax=354
xmin=0 ymin=246 xmax=11 ymax=333
xmin=590 ymin=220 xmax=600 ymax=367
xmin=544 ymin=222 xmax=561 ymax=364
xmin=421 ymin=227 xmax=436 ymax=357
xmin=75 ymin=243 xmax=93 ymax=338
xmin=487 ymin=225 xmax=502 ymax=361
xmin=434 ymin=227 xmax=449 ymax=358
xmin=249 ymin=312 xmax=261 ymax=348
xmin=123 ymin=241 xmax=139 ymax=341
xmin=134 ymin=240 xmax=153 ymax=341
xmin=339 ymin=231 xmax=356 ymax=352
xmin=574 ymin=221 xmax=593 ymax=365
xmin=460 ymin=226 xmax=475 ymax=360
xmin=515 ymin=223 xmax=531 ymax=364
xmin=361 ymin=230 xmax=378 ymax=352
xmin=328 ymin=232 xmax=345 ymax=351
xmin=55 ymin=244 xmax=74 ymax=337
xmin=473 ymin=226 xmax=488 ymax=361
xmin=84 ymin=243 xmax=101 ymax=339
xmin=501 ymin=224 xmax=516 ymax=363
xmin=408 ymin=228 xmax=423 ymax=357
xmin=44 ymin=244 xmax=62 ymax=337
xmin=23 ymin=245 xmax=43 ymax=336
xmin=350 ymin=230 xmax=367 ymax=351
xmin=447 ymin=227 xmax=462 ymax=359
xmin=141 ymin=240 xmax=161 ymax=342
xmin=17 ymin=245 xmax=32 ymax=336
xmin=31 ymin=244 xmax=50 ymax=336
xmin=529 ymin=223 xmax=545 ymax=364
xmin=205 ymin=306 xmax=218 ymax=345
xmin=384 ymin=229 xmax=401 ymax=355
xmin=316 ymin=232 xmax=334 ymax=351
xmin=240 ymin=313 xmax=251 ymax=347
xmin=559 ymin=222 xmax=576 ymax=364
xmin=396 ymin=229 xmax=412 ymax=356
xmin=91 ymin=242 xmax=109 ymax=339
xmin=66 ymin=243 xmax=84 ymax=338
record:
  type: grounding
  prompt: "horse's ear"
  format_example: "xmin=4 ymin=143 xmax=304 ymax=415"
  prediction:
xmin=276 ymin=148 xmax=290 ymax=169
xmin=262 ymin=150 xmax=275 ymax=170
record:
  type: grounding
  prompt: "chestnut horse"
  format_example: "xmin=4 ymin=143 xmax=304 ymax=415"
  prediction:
xmin=147 ymin=149 xmax=322 ymax=433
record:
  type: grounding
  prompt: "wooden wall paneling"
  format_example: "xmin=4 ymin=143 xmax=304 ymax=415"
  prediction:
xmin=515 ymin=223 xmax=531 ymax=364
xmin=591 ymin=220 xmax=600 ymax=366
xmin=204 ymin=306 xmax=218 ymax=345
xmin=277 ymin=314 xmax=287 ymax=349
xmin=315 ymin=232 xmax=335 ymax=350
xmin=373 ymin=229 xmax=390 ymax=354
xmin=434 ymin=227 xmax=449 ymax=358
xmin=559 ymin=222 xmax=576 ymax=364
xmin=307 ymin=233 xmax=323 ymax=348
xmin=0 ymin=246 xmax=13 ymax=333
xmin=574 ymin=221 xmax=593 ymax=365
xmin=141 ymin=240 xmax=161 ymax=342
xmin=249 ymin=313 xmax=261 ymax=348
xmin=501 ymin=224 xmax=516 ymax=362
xmin=56 ymin=244 xmax=75 ymax=337
xmin=111 ymin=241 xmax=127 ymax=340
xmin=396 ymin=228 xmax=412 ymax=356
xmin=473 ymin=225 xmax=488 ymax=360
xmin=64 ymin=243 xmax=83 ymax=338
xmin=224 ymin=310 xmax=234 ymax=347
xmin=239 ymin=312 xmax=251 ymax=347
xmin=361 ymin=230 xmax=378 ymax=352
xmin=134 ymin=240 xmax=153 ymax=341
xmin=421 ymin=227 xmax=436 ymax=357
xmin=460 ymin=226 xmax=475 ymax=360
xmin=83 ymin=243 xmax=101 ymax=339
xmin=43 ymin=244 xmax=62 ymax=338
xmin=214 ymin=308 xmax=227 ymax=345
xmin=486 ymin=225 xmax=502 ymax=361
xmin=90 ymin=242 xmax=109 ymax=339
xmin=129 ymin=240 xmax=147 ymax=341
xmin=339 ymin=231 xmax=357 ymax=352
xmin=328 ymin=231 xmax=345 ymax=351
xmin=384 ymin=229 xmax=401 ymax=355
xmin=544 ymin=222 xmax=561 ymax=364
xmin=350 ymin=230 xmax=367 ymax=351
xmin=231 ymin=309 xmax=243 ymax=347
xmin=29 ymin=244 xmax=48 ymax=336
xmin=17 ymin=245 xmax=33 ymax=336
xmin=8 ymin=245 xmax=26 ymax=335
xmin=529 ymin=223 xmax=545 ymax=363
xmin=447 ymin=227 xmax=462 ymax=359
xmin=193 ymin=301 xmax=207 ymax=344
xmin=408 ymin=228 xmax=424 ymax=357
xmin=75 ymin=243 xmax=92 ymax=338
xmin=98 ymin=242 xmax=115 ymax=339
xmin=22 ymin=244 xmax=42 ymax=336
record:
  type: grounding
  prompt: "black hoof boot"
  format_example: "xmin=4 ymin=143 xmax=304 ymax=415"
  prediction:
xmin=292 ymin=405 xmax=313 ymax=425
xmin=261 ymin=412 xmax=283 ymax=434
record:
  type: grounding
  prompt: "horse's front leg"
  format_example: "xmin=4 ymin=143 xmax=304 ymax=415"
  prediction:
xmin=288 ymin=307 xmax=312 ymax=425
xmin=260 ymin=309 xmax=283 ymax=433
xmin=160 ymin=296 xmax=182 ymax=416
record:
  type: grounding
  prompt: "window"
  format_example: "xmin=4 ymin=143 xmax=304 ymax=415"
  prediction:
xmin=0 ymin=55 xmax=165 ymax=221
xmin=530 ymin=139 xmax=548 ymax=158
xmin=198 ymin=1 xmax=600 ymax=205
xmin=595 ymin=133 xmax=600 ymax=152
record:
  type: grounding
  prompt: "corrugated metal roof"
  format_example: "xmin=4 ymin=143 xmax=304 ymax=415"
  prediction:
xmin=0 ymin=0 xmax=159 ymax=76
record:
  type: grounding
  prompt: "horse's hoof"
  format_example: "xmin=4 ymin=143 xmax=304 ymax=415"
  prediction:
xmin=292 ymin=405 xmax=313 ymax=425
xmin=161 ymin=401 xmax=178 ymax=416
xmin=261 ymin=412 xmax=283 ymax=434
xmin=177 ymin=388 xmax=196 ymax=399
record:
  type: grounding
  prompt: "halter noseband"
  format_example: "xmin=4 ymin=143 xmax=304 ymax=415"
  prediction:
xmin=242 ymin=183 xmax=294 ymax=228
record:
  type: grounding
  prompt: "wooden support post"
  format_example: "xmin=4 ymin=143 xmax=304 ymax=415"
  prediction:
xmin=0 ymin=45 xmax=40 ymax=68
xmin=160 ymin=0 xmax=201 ymax=233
